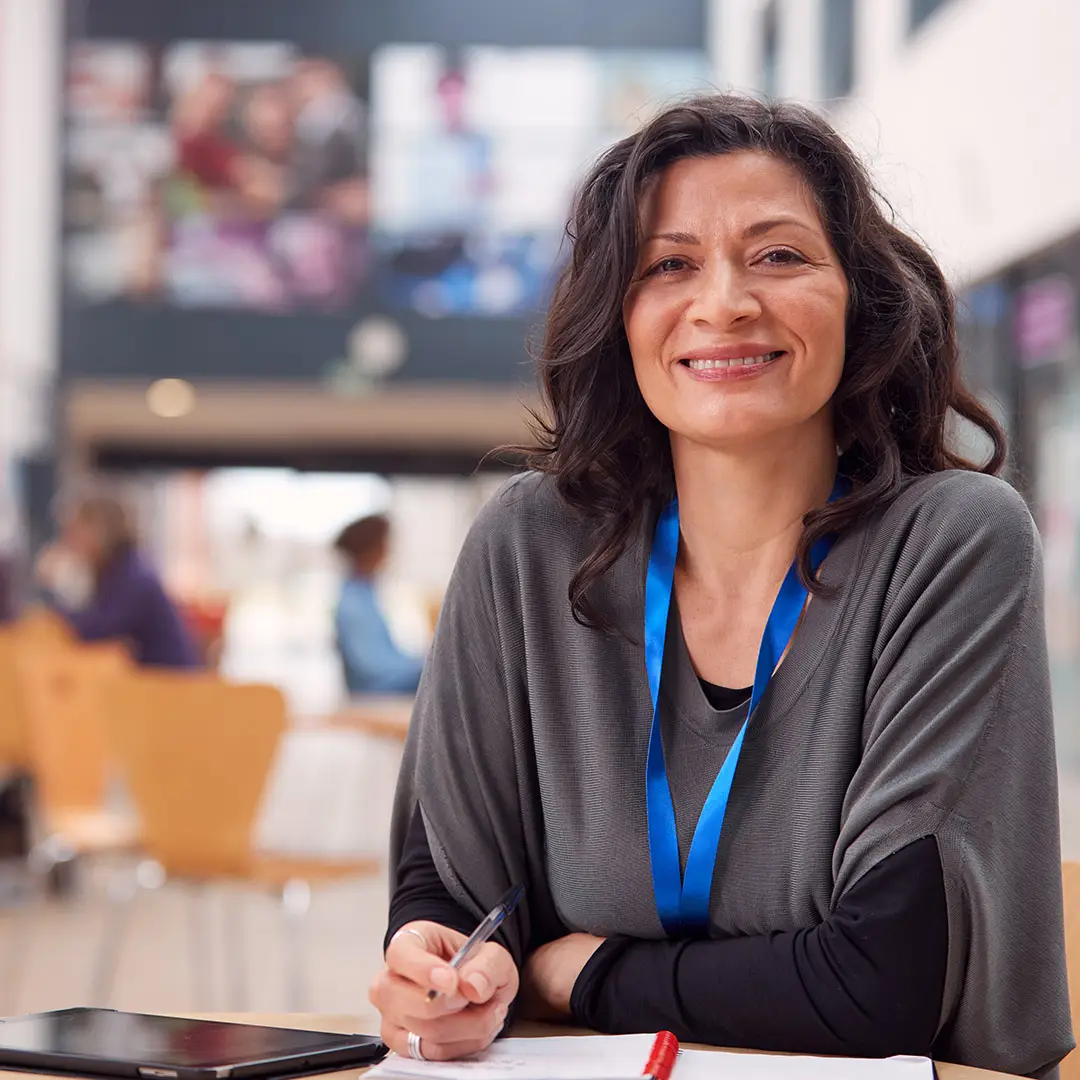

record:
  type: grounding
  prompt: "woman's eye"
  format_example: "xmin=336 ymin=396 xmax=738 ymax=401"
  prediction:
xmin=647 ymin=257 xmax=690 ymax=276
xmin=760 ymin=248 xmax=807 ymax=267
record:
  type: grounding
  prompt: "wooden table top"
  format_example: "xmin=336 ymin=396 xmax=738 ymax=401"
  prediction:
xmin=322 ymin=697 xmax=413 ymax=742
xmin=0 ymin=1012 xmax=1021 ymax=1080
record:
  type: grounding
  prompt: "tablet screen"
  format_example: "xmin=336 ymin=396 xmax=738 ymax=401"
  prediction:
xmin=0 ymin=1010 xmax=372 ymax=1069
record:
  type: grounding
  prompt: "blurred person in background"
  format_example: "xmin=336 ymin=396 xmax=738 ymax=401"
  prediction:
xmin=334 ymin=514 xmax=424 ymax=695
xmin=35 ymin=490 xmax=201 ymax=669
xmin=289 ymin=57 xmax=369 ymax=225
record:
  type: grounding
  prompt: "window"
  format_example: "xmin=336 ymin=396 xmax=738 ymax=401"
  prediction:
xmin=909 ymin=0 xmax=952 ymax=34
xmin=760 ymin=0 xmax=780 ymax=98
xmin=822 ymin=0 xmax=855 ymax=100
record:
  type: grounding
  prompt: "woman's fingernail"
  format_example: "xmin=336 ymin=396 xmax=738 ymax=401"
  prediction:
xmin=431 ymin=967 xmax=455 ymax=990
xmin=496 ymin=1004 xmax=509 ymax=1023
xmin=468 ymin=971 xmax=491 ymax=997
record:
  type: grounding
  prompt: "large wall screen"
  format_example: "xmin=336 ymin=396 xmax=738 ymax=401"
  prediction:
xmin=62 ymin=0 xmax=710 ymax=385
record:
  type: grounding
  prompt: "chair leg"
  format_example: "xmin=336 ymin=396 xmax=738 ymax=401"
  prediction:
xmin=89 ymin=862 xmax=145 ymax=1007
xmin=224 ymin=886 xmax=247 ymax=1011
xmin=186 ymin=881 xmax=215 ymax=1011
xmin=280 ymin=878 xmax=311 ymax=1012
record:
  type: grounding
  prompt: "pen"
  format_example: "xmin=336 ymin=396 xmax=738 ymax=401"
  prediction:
xmin=426 ymin=884 xmax=524 ymax=1002
xmin=643 ymin=1030 xmax=679 ymax=1080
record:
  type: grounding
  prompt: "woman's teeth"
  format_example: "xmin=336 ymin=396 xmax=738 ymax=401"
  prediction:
xmin=686 ymin=352 xmax=780 ymax=370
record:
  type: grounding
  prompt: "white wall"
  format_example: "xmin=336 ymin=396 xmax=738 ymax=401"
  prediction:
xmin=0 ymin=0 xmax=62 ymax=459
xmin=710 ymin=0 xmax=1080 ymax=283
xmin=834 ymin=0 xmax=1080 ymax=283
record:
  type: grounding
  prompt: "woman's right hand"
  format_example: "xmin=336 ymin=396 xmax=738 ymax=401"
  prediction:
xmin=369 ymin=921 xmax=519 ymax=1061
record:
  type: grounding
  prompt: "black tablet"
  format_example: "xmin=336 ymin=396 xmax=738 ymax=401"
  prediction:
xmin=0 ymin=1009 xmax=387 ymax=1080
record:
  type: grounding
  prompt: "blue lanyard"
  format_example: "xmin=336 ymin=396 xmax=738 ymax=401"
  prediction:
xmin=644 ymin=480 xmax=846 ymax=932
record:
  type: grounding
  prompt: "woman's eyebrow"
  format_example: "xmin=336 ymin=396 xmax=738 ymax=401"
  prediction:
xmin=642 ymin=218 xmax=818 ymax=246
xmin=742 ymin=216 xmax=817 ymax=239
xmin=642 ymin=230 xmax=700 ymax=246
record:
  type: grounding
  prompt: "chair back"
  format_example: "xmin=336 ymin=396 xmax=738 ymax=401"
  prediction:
xmin=1062 ymin=860 xmax=1080 ymax=1080
xmin=16 ymin=643 xmax=130 ymax=818
xmin=0 ymin=627 xmax=30 ymax=767
xmin=0 ymin=610 xmax=76 ymax=768
xmin=105 ymin=671 xmax=286 ymax=878
xmin=15 ymin=607 xmax=73 ymax=648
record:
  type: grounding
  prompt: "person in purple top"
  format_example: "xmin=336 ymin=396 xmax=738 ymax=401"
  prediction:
xmin=35 ymin=490 xmax=201 ymax=669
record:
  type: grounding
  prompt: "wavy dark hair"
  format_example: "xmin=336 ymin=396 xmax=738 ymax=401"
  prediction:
xmin=527 ymin=93 xmax=1007 ymax=627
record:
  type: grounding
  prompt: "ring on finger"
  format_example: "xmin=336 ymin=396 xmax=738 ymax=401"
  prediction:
xmin=407 ymin=1032 xmax=426 ymax=1061
xmin=393 ymin=927 xmax=430 ymax=952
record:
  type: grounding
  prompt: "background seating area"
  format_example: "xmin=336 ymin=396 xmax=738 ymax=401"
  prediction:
xmin=0 ymin=608 xmax=407 ymax=1015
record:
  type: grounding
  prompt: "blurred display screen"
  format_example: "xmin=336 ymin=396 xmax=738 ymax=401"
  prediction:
xmin=63 ymin=41 xmax=710 ymax=318
xmin=66 ymin=41 xmax=370 ymax=313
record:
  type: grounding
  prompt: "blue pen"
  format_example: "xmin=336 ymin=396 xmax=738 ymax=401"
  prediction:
xmin=426 ymin=885 xmax=524 ymax=1002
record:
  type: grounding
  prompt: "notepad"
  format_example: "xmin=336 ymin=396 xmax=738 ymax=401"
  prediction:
xmin=366 ymin=1034 xmax=935 ymax=1080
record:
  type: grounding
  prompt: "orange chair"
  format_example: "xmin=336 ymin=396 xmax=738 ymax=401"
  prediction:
xmin=1061 ymin=861 xmax=1080 ymax=1080
xmin=0 ymin=627 xmax=31 ymax=770
xmin=15 ymin=642 xmax=137 ymax=858
xmin=13 ymin=607 xmax=73 ymax=647
xmin=1 ymin=641 xmax=141 ymax=1012
xmin=0 ymin=608 xmax=75 ymax=768
xmin=101 ymin=670 xmax=380 ymax=1009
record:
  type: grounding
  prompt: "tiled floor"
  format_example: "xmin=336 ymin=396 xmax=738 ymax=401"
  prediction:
xmin=3 ymin=754 xmax=1080 ymax=1022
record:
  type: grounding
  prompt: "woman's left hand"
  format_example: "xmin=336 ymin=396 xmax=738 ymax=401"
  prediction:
xmin=520 ymin=934 xmax=605 ymax=1019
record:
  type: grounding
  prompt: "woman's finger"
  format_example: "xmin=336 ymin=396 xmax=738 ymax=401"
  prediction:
xmin=401 ymin=998 xmax=508 ymax=1046
xmin=384 ymin=925 xmax=465 ymax=998
xmin=370 ymin=969 xmax=467 ymax=1023
xmin=380 ymin=1020 xmax=496 ymax=1064
xmin=457 ymin=942 xmax=519 ymax=1006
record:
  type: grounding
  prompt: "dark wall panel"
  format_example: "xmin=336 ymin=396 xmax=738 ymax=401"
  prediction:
xmin=73 ymin=0 xmax=705 ymax=50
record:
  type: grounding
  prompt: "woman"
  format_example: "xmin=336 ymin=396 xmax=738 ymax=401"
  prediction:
xmin=369 ymin=96 xmax=1073 ymax=1075
xmin=36 ymin=491 xmax=201 ymax=669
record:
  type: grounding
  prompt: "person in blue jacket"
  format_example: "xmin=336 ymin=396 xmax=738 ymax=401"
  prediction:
xmin=333 ymin=514 xmax=424 ymax=695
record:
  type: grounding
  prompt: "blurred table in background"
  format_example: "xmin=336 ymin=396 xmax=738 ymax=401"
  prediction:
xmin=321 ymin=697 xmax=413 ymax=744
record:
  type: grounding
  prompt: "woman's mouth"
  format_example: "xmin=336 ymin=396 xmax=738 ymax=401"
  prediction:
xmin=681 ymin=350 xmax=785 ymax=371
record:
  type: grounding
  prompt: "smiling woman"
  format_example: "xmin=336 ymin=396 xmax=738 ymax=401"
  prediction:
xmin=370 ymin=95 xmax=1072 ymax=1077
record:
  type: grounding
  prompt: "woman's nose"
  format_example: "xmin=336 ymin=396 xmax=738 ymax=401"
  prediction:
xmin=686 ymin=262 xmax=762 ymax=327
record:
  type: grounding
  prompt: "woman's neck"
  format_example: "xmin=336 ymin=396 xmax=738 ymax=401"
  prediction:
xmin=670 ymin=420 xmax=837 ymax=600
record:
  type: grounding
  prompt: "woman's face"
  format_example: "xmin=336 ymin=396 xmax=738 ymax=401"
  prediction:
xmin=62 ymin=511 xmax=102 ymax=565
xmin=623 ymin=151 xmax=849 ymax=454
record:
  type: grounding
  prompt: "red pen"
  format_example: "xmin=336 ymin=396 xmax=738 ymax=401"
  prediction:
xmin=643 ymin=1030 xmax=680 ymax=1080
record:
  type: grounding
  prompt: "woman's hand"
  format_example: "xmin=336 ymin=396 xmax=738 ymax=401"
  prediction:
xmin=33 ymin=543 xmax=66 ymax=590
xmin=520 ymin=933 xmax=605 ymax=1019
xmin=369 ymin=921 xmax=519 ymax=1061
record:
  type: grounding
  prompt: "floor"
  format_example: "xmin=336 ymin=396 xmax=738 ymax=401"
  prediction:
xmin=2 ymin=749 xmax=1080 ymax=1023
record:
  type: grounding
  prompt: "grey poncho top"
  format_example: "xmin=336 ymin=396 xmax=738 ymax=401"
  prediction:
xmin=391 ymin=469 xmax=1073 ymax=1075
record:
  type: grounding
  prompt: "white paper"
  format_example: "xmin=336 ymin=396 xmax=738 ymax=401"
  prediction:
xmin=366 ymin=1035 xmax=934 ymax=1080
xmin=672 ymin=1048 xmax=933 ymax=1080
xmin=367 ymin=1035 xmax=653 ymax=1080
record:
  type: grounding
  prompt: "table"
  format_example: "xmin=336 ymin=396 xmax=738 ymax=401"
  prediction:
xmin=0 ymin=1013 xmax=1021 ymax=1080
xmin=323 ymin=697 xmax=413 ymax=743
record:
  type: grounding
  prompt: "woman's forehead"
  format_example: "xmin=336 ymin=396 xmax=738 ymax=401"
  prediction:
xmin=638 ymin=151 xmax=823 ymax=236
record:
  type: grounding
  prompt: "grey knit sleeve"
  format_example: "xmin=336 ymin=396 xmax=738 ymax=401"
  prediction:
xmin=388 ymin=476 xmax=564 ymax=965
xmin=832 ymin=473 xmax=1073 ymax=1077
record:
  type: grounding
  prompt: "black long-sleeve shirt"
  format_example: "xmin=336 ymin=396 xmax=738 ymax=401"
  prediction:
xmin=386 ymin=806 xmax=948 ymax=1058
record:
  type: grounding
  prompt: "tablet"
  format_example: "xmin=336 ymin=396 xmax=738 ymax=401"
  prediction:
xmin=0 ymin=1009 xmax=387 ymax=1080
